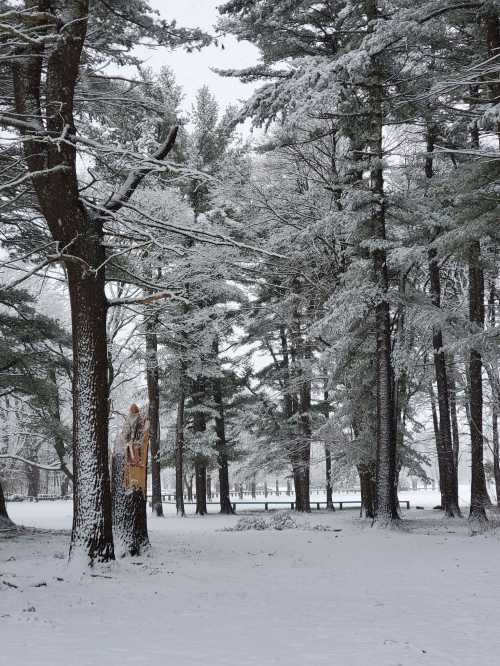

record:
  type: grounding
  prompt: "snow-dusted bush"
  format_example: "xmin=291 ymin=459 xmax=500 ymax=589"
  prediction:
xmin=232 ymin=516 xmax=269 ymax=531
xmin=268 ymin=511 xmax=297 ymax=531
xmin=229 ymin=511 xmax=297 ymax=532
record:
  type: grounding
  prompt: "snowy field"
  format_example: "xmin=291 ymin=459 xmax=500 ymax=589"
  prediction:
xmin=2 ymin=495 xmax=500 ymax=666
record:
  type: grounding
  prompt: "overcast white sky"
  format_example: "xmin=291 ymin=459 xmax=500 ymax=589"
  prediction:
xmin=136 ymin=1 xmax=260 ymax=114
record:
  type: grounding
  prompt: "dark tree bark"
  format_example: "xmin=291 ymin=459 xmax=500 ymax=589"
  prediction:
xmin=424 ymin=121 xmax=460 ymax=516
xmin=325 ymin=445 xmax=334 ymax=510
xmin=486 ymin=279 xmax=500 ymax=507
xmin=358 ymin=464 xmax=376 ymax=519
xmin=429 ymin=383 xmax=443 ymax=504
xmin=175 ymin=377 xmax=185 ymax=516
xmin=468 ymin=240 xmax=488 ymax=521
xmin=321 ymin=389 xmax=334 ymax=510
xmin=0 ymin=478 xmax=14 ymax=529
xmin=195 ymin=463 xmax=207 ymax=514
xmin=280 ymin=319 xmax=311 ymax=513
xmin=212 ymin=342 xmax=234 ymax=514
xmin=428 ymin=251 xmax=461 ymax=516
xmin=365 ymin=1 xmax=398 ymax=524
xmin=447 ymin=358 xmax=460 ymax=474
xmin=193 ymin=377 xmax=207 ymax=515
xmin=185 ymin=474 xmax=193 ymax=502
xmin=146 ymin=321 xmax=163 ymax=517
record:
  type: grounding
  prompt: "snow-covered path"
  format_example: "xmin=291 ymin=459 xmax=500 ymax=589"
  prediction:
xmin=1 ymin=503 xmax=500 ymax=666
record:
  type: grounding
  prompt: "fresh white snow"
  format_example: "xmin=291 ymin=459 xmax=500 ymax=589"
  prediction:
xmin=2 ymin=497 xmax=500 ymax=666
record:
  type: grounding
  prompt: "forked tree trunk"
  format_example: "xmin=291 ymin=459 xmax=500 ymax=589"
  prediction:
xmin=428 ymin=260 xmax=461 ymax=516
xmin=468 ymin=240 xmax=488 ymax=521
xmin=146 ymin=323 xmax=163 ymax=517
xmin=366 ymin=3 xmax=399 ymax=524
xmin=425 ymin=121 xmax=460 ymax=516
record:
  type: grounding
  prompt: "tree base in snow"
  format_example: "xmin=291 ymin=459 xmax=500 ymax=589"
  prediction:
xmin=112 ymin=452 xmax=149 ymax=557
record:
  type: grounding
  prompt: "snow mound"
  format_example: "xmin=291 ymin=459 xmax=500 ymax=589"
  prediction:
xmin=229 ymin=511 xmax=297 ymax=531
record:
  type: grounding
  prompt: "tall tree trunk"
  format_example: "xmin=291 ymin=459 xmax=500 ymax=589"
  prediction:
xmin=487 ymin=279 xmax=500 ymax=507
xmin=193 ymin=377 xmax=207 ymax=516
xmin=290 ymin=301 xmax=312 ymax=513
xmin=213 ymin=341 xmax=234 ymax=514
xmin=68 ymin=270 xmax=115 ymax=561
xmin=325 ymin=445 xmax=334 ymax=510
xmin=429 ymin=383 xmax=444 ymax=504
xmin=175 ymin=378 xmax=185 ymax=516
xmin=366 ymin=1 xmax=398 ymax=524
xmin=322 ymin=389 xmax=334 ymax=510
xmin=425 ymin=120 xmax=460 ymax=516
xmin=293 ymin=382 xmax=311 ymax=517
xmin=279 ymin=325 xmax=308 ymax=510
xmin=428 ymin=252 xmax=460 ymax=516
xmin=448 ymin=358 xmax=460 ymax=475
xmin=146 ymin=321 xmax=163 ymax=517
xmin=468 ymin=240 xmax=488 ymax=521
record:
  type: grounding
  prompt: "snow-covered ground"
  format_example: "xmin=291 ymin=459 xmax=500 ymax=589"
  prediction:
xmin=2 ymin=496 xmax=500 ymax=666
